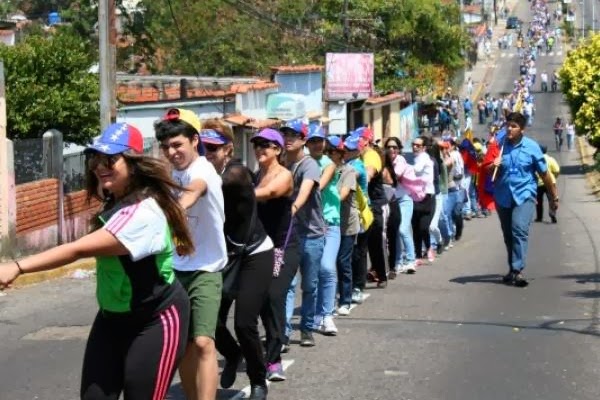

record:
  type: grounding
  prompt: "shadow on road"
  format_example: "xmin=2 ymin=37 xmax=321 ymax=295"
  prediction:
xmin=449 ymin=274 xmax=506 ymax=285
xmin=566 ymin=290 xmax=600 ymax=299
xmin=552 ymin=273 xmax=600 ymax=284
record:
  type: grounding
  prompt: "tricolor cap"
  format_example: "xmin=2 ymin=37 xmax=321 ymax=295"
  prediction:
xmin=163 ymin=108 xmax=201 ymax=134
xmin=280 ymin=119 xmax=308 ymax=137
xmin=200 ymin=129 xmax=230 ymax=145
xmin=326 ymin=136 xmax=344 ymax=150
xmin=351 ymin=126 xmax=374 ymax=143
xmin=344 ymin=134 xmax=361 ymax=151
xmin=85 ymin=123 xmax=144 ymax=155
xmin=306 ymin=124 xmax=326 ymax=140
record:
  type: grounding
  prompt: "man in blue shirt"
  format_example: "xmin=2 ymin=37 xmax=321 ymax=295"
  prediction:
xmin=491 ymin=112 xmax=559 ymax=287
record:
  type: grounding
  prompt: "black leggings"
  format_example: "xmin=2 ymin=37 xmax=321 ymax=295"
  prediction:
xmin=368 ymin=204 xmax=388 ymax=282
xmin=386 ymin=198 xmax=401 ymax=269
xmin=412 ymin=195 xmax=435 ymax=258
xmin=80 ymin=284 xmax=189 ymax=400
xmin=260 ymin=243 xmax=299 ymax=365
xmin=352 ymin=229 xmax=370 ymax=290
xmin=216 ymin=249 xmax=273 ymax=386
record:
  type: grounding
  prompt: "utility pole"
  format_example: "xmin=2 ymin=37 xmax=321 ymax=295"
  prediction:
xmin=342 ymin=0 xmax=350 ymax=51
xmin=581 ymin=0 xmax=586 ymax=39
xmin=99 ymin=0 xmax=117 ymax=131
xmin=493 ymin=0 xmax=498 ymax=26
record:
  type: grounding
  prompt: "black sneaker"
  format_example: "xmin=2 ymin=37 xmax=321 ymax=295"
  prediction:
xmin=550 ymin=215 xmax=557 ymax=224
xmin=436 ymin=244 xmax=444 ymax=256
xmin=249 ymin=384 xmax=268 ymax=400
xmin=300 ymin=330 xmax=315 ymax=347
xmin=220 ymin=353 xmax=241 ymax=389
xmin=513 ymin=273 xmax=529 ymax=287
xmin=280 ymin=336 xmax=290 ymax=353
xmin=502 ymin=271 xmax=515 ymax=284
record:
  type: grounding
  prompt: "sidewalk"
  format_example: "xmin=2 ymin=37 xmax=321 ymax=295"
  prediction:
xmin=12 ymin=257 xmax=95 ymax=288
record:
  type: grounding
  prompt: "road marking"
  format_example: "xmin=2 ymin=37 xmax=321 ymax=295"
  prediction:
xmin=384 ymin=370 xmax=409 ymax=377
xmin=229 ymin=360 xmax=295 ymax=399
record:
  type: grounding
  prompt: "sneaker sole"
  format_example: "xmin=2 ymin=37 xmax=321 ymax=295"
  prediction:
xmin=267 ymin=374 xmax=286 ymax=382
xmin=300 ymin=342 xmax=316 ymax=347
xmin=320 ymin=330 xmax=338 ymax=336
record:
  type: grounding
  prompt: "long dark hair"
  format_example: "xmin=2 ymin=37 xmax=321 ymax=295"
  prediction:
xmin=428 ymin=141 xmax=443 ymax=167
xmin=86 ymin=151 xmax=195 ymax=256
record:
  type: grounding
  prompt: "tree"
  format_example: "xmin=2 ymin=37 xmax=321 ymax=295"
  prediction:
xmin=0 ymin=29 xmax=100 ymax=144
xmin=559 ymin=34 xmax=600 ymax=148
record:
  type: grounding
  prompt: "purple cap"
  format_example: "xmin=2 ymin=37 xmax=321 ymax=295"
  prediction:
xmin=251 ymin=128 xmax=284 ymax=148
xmin=280 ymin=119 xmax=308 ymax=137
xmin=200 ymin=129 xmax=230 ymax=145
xmin=85 ymin=123 xmax=144 ymax=155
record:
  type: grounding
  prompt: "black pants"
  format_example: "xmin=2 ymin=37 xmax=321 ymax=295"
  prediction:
xmin=260 ymin=243 xmax=299 ymax=365
xmin=368 ymin=204 xmax=388 ymax=282
xmin=80 ymin=283 xmax=189 ymax=400
xmin=216 ymin=249 xmax=273 ymax=386
xmin=386 ymin=199 xmax=401 ymax=271
xmin=412 ymin=195 xmax=435 ymax=258
xmin=352 ymin=229 xmax=370 ymax=290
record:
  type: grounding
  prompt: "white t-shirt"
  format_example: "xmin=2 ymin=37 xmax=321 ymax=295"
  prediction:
xmin=413 ymin=152 xmax=435 ymax=195
xmin=172 ymin=156 xmax=227 ymax=272
xmin=104 ymin=198 xmax=169 ymax=262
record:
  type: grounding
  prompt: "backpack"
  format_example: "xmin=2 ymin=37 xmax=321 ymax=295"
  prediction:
xmin=355 ymin=185 xmax=374 ymax=231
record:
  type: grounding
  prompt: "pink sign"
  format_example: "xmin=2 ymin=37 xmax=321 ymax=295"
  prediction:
xmin=325 ymin=53 xmax=374 ymax=101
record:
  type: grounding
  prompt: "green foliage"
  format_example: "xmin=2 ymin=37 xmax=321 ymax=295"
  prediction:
xmin=559 ymin=33 xmax=600 ymax=148
xmin=0 ymin=29 xmax=100 ymax=144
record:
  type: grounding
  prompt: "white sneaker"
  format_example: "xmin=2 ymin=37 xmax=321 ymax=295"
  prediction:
xmin=351 ymin=288 xmax=364 ymax=304
xmin=313 ymin=315 xmax=323 ymax=331
xmin=319 ymin=316 xmax=338 ymax=336
xmin=337 ymin=305 xmax=351 ymax=316
xmin=403 ymin=262 xmax=417 ymax=274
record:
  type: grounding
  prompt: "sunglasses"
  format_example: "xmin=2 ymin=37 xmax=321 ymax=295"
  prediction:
xmin=204 ymin=143 xmax=224 ymax=152
xmin=386 ymin=145 xmax=399 ymax=150
xmin=88 ymin=153 xmax=121 ymax=170
xmin=412 ymin=143 xmax=424 ymax=148
xmin=253 ymin=141 xmax=277 ymax=150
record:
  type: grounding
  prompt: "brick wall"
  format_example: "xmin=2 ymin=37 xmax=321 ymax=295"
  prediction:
xmin=16 ymin=179 xmax=101 ymax=235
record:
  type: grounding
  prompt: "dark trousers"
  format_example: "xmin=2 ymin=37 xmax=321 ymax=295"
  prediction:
xmin=216 ymin=249 xmax=273 ymax=386
xmin=351 ymin=229 xmax=370 ymax=290
xmin=260 ymin=244 xmax=299 ymax=365
xmin=337 ymin=235 xmax=356 ymax=306
xmin=368 ymin=204 xmax=388 ymax=282
xmin=386 ymin=199 xmax=401 ymax=270
xmin=81 ymin=284 xmax=189 ymax=400
xmin=412 ymin=195 xmax=435 ymax=257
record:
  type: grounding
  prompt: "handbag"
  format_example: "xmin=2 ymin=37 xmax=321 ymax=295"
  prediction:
xmin=222 ymin=203 xmax=256 ymax=299
xmin=273 ymin=221 xmax=294 ymax=278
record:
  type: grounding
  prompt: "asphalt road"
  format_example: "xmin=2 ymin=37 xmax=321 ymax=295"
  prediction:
xmin=1 ymin=5 xmax=600 ymax=400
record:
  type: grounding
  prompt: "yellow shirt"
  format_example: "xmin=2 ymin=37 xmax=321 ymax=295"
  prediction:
xmin=362 ymin=147 xmax=382 ymax=173
xmin=537 ymin=154 xmax=560 ymax=186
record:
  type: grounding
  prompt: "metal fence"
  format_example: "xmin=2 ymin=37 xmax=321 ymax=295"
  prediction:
xmin=13 ymin=138 xmax=45 ymax=185
xmin=14 ymin=135 xmax=159 ymax=193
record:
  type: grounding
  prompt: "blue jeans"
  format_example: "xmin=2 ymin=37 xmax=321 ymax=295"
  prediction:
xmin=337 ymin=235 xmax=355 ymax=307
xmin=441 ymin=189 xmax=464 ymax=239
xmin=496 ymin=199 xmax=535 ymax=272
xmin=437 ymin=193 xmax=451 ymax=244
xmin=285 ymin=274 xmax=298 ymax=339
xmin=316 ymin=225 xmax=340 ymax=318
xmin=395 ymin=194 xmax=415 ymax=265
xmin=285 ymin=235 xmax=325 ymax=333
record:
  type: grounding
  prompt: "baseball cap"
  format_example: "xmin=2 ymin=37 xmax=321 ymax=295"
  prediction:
xmin=327 ymin=136 xmax=344 ymax=150
xmin=163 ymin=108 xmax=201 ymax=134
xmin=351 ymin=126 xmax=374 ymax=143
xmin=250 ymin=128 xmax=284 ymax=148
xmin=200 ymin=129 xmax=231 ymax=145
xmin=85 ymin=123 xmax=144 ymax=155
xmin=280 ymin=119 xmax=308 ymax=137
xmin=344 ymin=134 xmax=362 ymax=151
xmin=306 ymin=124 xmax=326 ymax=140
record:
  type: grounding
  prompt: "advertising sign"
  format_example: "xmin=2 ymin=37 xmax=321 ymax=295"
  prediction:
xmin=325 ymin=53 xmax=374 ymax=101
xmin=266 ymin=93 xmax=307 ymax=121
xmin=398 ymin=103 xmax=419 ymax=152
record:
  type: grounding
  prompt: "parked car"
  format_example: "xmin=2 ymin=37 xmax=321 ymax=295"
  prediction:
xmin=506 ymin=16 xmax=522 ymax=29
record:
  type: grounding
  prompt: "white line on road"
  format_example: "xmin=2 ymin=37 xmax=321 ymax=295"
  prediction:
xmin=229 ymin=359 xmax=295 ymax=399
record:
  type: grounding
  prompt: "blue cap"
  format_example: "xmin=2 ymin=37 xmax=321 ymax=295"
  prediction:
xmin=250 ymin=128 xmax=284 ymax=148
xmin=200 ymin=129 xmax=230 ymax=145
xmin=327 ymin=136 xmax=344 ymax=150
xmin=307 ymin=124 xmax=326 ymax=140
xmin=85 ymin=123 xmax=144 ymax=155
xmin=280 ymin=119 xmax=308 ymax=137
xmin=344 ymin=134 xmax=361 ymax=151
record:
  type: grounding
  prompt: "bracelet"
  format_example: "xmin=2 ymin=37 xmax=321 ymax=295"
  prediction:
xmin=14 ymin=260 xmax=24 ymax=275
xmin=292 ymin=204 xmax=298 ymax=210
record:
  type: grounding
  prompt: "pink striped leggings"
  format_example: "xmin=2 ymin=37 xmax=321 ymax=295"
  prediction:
xmin=80 ymin=286 xmax=189 ymax=400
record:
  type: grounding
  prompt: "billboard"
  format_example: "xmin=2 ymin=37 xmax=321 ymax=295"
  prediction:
xmin=266 ymin=93 xmax=307 ymax=121
xmin=325 ymin=53 xmax=374 ymax=101
xmin=398 ymin=103 xmax=419 ymax=152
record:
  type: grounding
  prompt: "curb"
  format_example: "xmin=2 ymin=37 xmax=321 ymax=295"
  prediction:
xmin=13 ymin=258 xmax=96 ymax=288
xmin=577 ymin=136 xmax=600 ymax=199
